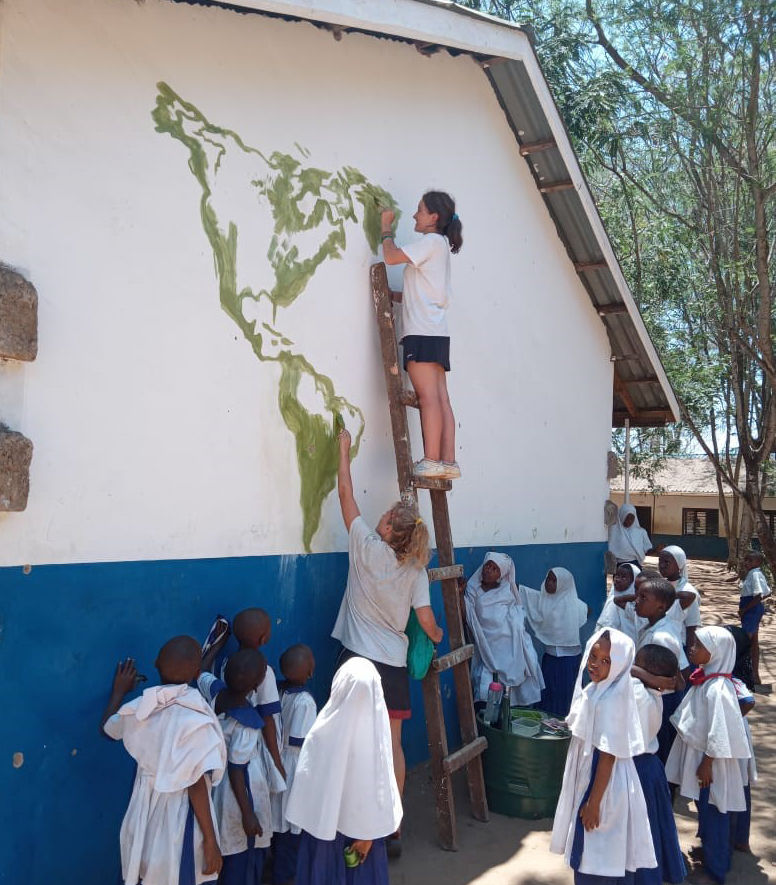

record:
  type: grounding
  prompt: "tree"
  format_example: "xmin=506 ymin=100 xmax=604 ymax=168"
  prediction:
xmin=467 ymin=0 xmax=776 ymax=571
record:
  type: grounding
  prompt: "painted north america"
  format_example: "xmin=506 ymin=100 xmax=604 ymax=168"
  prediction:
xmin=152 ymin=82 xmax=399 ymax=550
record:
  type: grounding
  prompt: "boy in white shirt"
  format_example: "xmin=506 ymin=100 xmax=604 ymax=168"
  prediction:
xmin=739 ymin=550 xmax=770 ymax=686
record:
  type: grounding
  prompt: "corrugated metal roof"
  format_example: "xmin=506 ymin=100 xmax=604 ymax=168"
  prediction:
xmin=610 ymin=457 xmax=731 ymax=494
xmin=172 ymin=0 xmax=680 ymax=427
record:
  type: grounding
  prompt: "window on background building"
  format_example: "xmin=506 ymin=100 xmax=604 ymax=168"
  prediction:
xmin=682 ymin=508 xmax=719 ymax=536
xmin=635 ymin=506 xmax=652 ymax=534
xmin=765 ymin=511 xmax=776 ymax=536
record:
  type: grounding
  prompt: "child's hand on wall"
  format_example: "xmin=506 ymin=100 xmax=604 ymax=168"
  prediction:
xmin=112 ymin=658 xmax=144 ymax=697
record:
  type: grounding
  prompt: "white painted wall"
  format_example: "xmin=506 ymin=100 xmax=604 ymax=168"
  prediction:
xmin=0 ymin=0 xmax=612 ymax=565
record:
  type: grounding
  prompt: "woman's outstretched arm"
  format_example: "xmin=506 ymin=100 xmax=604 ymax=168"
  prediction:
xmin=337 ymin=429 xmax=360 ymax=530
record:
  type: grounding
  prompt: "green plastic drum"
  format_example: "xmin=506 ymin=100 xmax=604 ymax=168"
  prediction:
xmin=478 ymin=709 xmax=571 ymax=819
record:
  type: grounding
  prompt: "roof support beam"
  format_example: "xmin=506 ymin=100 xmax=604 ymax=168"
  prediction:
xmin=539 ymin=179 xmax=574 ymax=193
xmin=574 ymin=261 xmax=608 ymax=271
xmin=519 ymin=139 xmax=556 ymax=155
xmin=613 ymin=409 xmax=672 ymax=426
xmin=597 ymin=303 xmax=628 ymax=315
xmin=613 ymin=372 xmax=637 ymax=418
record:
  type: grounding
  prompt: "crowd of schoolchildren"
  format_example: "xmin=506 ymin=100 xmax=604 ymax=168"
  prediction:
xmin=101 ymin=606 xmax=401 ymax=885
xmin=99 ymin=192 xmax=769 ymax=885
xmin=462 ymin=504 xmax=769 ymax=885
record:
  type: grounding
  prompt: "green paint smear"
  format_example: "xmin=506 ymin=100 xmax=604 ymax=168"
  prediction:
xmin=152 ymin=82 xmax=399 ymax=550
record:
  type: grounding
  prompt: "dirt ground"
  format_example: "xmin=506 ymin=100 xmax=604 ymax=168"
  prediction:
xmin=394 ymin=558 xmax=775 ymax=884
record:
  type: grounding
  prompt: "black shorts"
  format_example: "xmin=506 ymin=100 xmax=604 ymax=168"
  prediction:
xmin=401 ymin=335 xmax=450 ymax=372
xmin=336 ymin=647 xmax=411 ymax=720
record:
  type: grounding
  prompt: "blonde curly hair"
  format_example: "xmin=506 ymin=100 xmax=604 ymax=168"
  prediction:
xmin=386 ymin=501 xmax=430 ymax=569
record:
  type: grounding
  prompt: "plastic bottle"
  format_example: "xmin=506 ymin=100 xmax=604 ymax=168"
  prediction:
xmin=484 ymin=672 xmax=503 ymax=725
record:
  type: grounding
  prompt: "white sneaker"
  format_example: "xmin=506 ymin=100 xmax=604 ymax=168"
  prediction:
xmin=440 ymin=461 xmax=462 ymax=479
xmin=413 ymin=458 xmax=448 ymax=479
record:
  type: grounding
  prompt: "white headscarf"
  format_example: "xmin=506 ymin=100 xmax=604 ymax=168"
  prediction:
xmin=670 ymin=626 xmax=750 ymax=760
xmin=464 ymin=552 xmax=531 ymax=688
xmin=607 ymin=504 xmax=651 ymax=563
xmin=566 ymin=627 xmax=644 ymax=759
xmin=662 ymin=545 xmax=689 ymax=581
xmin=285 ymin=657 xmax=402 ymax=841
xmin=521 ymin=567 xmax=587 ymax=646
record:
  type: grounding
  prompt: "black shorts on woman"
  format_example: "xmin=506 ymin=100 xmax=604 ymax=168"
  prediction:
xmin=401 ymin=335 xmax=450 ymax=372
xmin=336 ymin=646 xmax=411 ymax=720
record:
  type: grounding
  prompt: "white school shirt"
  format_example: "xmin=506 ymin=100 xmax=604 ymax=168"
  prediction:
xmin=271 ymin=687 xmax=318 ymax=833
xmin=638 ymin=616 xmax=689 ymax=672
xmin=665 ymin=577 xmax=701 ymax=642
xmin=397 ymin=232 xmax=451 ymax=337
xmin=104 ymin=684 xmax=226 ymax=885
xmin=212 ymin=707 xmax=273 ymax=854
xmin=201 ymin=670 xmax=286 ymax=796
xmin=632 ymin=678 xmax=662 ymax=755
xmin=332 ymin=516 xmax=431 ymax=667
xmin=740 ymin=567 xmax=771 ymax=598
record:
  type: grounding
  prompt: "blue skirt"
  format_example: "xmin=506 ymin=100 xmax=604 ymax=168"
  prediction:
xmin=739 ymin=598 xmax=765 ymax=634
xmin=696 ymin=788 xmax=733 ymax=883
xmin=632 ymin=754 xmax=686 ymax=884
xmin=656 ymin=690 xmax=683 ymax=765
xmin=540 ymin=653 xmax=581 ymax=717
xmin=296 ymin=832 xmax=388 ymax=885
xmin=218 ymin=847 xmax=267 ymax=885
xmin=272 ymin=831 xmax=301 ymax=884
xmin=734 ymin=785 xmax=751 ymax=847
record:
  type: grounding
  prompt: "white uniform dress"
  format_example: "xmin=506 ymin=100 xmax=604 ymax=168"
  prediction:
xmin=596 ymin=564 xmax=641 ymax=641
xmin=465 ymin=552 xmax=544 ymax=706
xmin=550 ymin=628 xmax=657 ymax=878
xmin=271 ymin=686 xmax=318 ymax=833
xmin=104 ymin=684 xmax=227 ymax=885
xmin=608 ymin=504 xmax=651 ymax=566
xmin=661 ymin=546 xmax=702 ymax=642
xmin=197 ymin=673 xmax=273 ymax=854
xmin=665 ymin=627 xmax=750 ymax=813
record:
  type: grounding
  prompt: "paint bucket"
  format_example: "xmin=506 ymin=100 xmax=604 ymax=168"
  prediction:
xmin=478 ymin=709 xmax=570 ymax=819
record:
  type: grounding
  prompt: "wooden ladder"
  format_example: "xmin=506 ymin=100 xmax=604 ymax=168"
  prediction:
xmin=370 ymin=262 xmax=489 ymax=851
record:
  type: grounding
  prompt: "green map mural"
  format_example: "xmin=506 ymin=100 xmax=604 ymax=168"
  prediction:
xmin=152 ymin=82 xmax=399 ymax=550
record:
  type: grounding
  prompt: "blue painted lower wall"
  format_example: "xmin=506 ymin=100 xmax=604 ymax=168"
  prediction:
xmin=652 ymin=533 xmax=730 ymax=561
xmin=0 ymin=540 xmax=605 ymax=884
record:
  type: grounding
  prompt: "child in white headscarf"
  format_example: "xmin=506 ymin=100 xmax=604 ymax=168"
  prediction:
xmin=596 ymin=563 xmax=641 ymax=642
xmin=464 ymin=552 xmax=544 ymax=707
xmin=608 ymin=504 xmax=652 ymax=568
xmin=659 ymin=545 xmax=702 ymax=649
xmin=550 ymin=628 xmax=657 ymax=884
xmin=285 ymin=657 xmax=402 ymax=885
xmin=665 ymin=627 xmax=751 ymax=884
xmin=521 ymin=567 xmax=588 ymax=716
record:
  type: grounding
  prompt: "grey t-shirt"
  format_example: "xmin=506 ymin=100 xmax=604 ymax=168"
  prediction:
xmin=331 ymin=516 xmax=431 ymax=667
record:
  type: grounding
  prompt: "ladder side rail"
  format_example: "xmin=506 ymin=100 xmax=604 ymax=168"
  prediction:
xmin=370 ymin=263 xmax=415 ymax=499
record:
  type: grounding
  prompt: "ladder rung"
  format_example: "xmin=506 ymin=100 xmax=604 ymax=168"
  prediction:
xmin=431 ymin=644 xmax=474 ymax=672
xmin=427 ymin=564 xmax=464 ymax=583
xmin=412 ymin=476 xmax=452 ymax=491
xmin=442 ymin=736 xmax=488 ymax=774
xmin=400 ymin=388 xmax=419 ymax=408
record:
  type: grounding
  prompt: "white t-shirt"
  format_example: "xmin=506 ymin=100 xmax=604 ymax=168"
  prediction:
xmin=398 ymin=232 xmax=451 ymax=338
xmin=638 ymin=616 xmax=689 ymax=671
xmin=331 ymin=516 xmax=431 ymax=667
xmin=741 ymin=568 xmax=771 ymax=598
